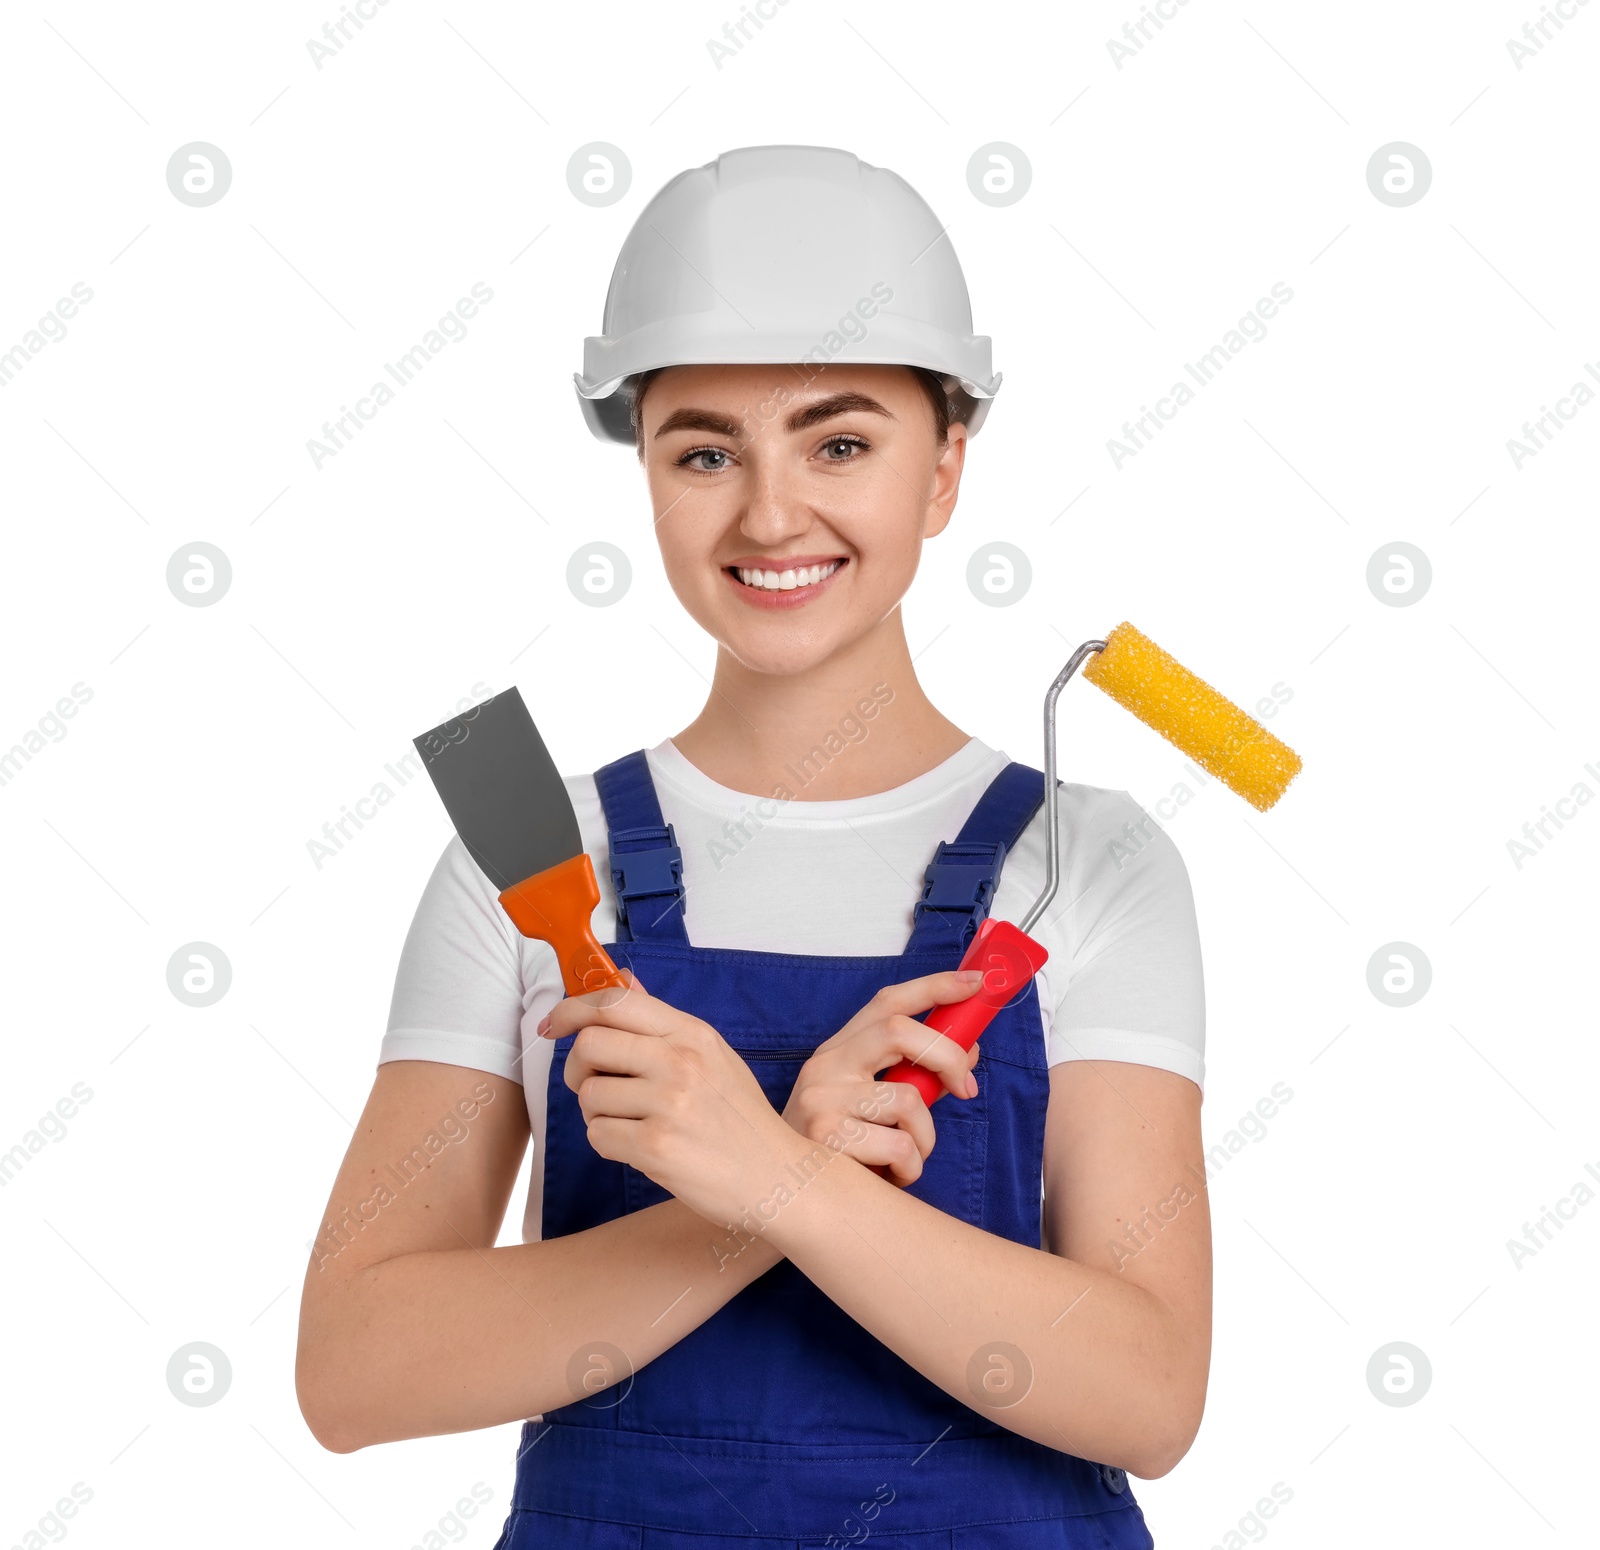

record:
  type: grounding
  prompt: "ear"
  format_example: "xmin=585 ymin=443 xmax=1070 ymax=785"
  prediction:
xmin=922 ymin=420 xmax=969 ymax=540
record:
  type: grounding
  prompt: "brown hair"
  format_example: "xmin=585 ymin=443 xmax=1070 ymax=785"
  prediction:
xmin=630 ymin=364 xmax=953 ymax=460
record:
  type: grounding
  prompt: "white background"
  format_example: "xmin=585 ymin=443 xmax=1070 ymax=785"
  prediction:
xmin=2 ymin=2 xmax=1596 ymax=1545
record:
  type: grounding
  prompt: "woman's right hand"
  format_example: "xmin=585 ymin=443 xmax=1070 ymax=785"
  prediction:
xmin=780 ymin=969 xmax=987 ymax=1187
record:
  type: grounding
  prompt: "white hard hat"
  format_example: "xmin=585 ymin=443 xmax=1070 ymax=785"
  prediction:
xmin=574 ymin=144 xmax=1002 ymax=445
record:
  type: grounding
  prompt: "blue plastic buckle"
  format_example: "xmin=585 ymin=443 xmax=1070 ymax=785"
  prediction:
xmin=610 ymin=824 xmax=684 ymax=934
xmin=910 ymin=839 xmax=1006 ymax=947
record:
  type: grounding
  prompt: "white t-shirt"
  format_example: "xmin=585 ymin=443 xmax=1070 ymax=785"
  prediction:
xmin=381 ymin=737 xmax=1205 ymax=1243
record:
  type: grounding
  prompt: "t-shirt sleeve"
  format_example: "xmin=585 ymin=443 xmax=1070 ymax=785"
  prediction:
xmin=1046 ymin=789 xmax=1206 ymax=1090
xmin=379 ymin=834 xmax=547 ymax=1084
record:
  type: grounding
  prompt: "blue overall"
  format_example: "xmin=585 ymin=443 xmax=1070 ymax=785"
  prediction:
xmin=493 ymin=752 xmax=1155 ymax=1550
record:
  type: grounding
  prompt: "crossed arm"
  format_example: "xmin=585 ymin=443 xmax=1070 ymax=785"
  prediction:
xmin=758 ymin=1054 xmax=1210 ymax=1476
xmin=296 ymin=982 xmax=1210 ymax=1475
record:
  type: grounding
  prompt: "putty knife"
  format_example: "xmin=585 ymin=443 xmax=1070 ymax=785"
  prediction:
xmin=413 ymin=688 xmax=629 ymax=997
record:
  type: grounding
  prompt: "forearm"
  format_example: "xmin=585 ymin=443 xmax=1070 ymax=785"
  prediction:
xmin=299 ymin=1196 xmax=782 ymax=1451
xmin=759 ymin=1137 xmax=1205 ymax=1477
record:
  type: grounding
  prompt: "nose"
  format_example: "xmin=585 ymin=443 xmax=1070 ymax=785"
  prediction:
xmin=736 ymin=446 xmax=814 ymax=547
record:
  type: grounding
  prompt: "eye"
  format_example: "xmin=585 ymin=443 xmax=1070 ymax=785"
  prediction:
xmin=819 ymin=434 xmax=869 ymax=462
xmin=676 ymin=444 xmax=735 ymax=473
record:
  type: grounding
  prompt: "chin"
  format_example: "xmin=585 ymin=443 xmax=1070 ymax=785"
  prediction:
xmin=717 ymin=631 xmax=841 ymax=679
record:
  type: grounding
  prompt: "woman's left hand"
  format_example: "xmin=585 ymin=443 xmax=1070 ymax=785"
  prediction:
xmin=541 ymin=973 xmax=812 ymax=1229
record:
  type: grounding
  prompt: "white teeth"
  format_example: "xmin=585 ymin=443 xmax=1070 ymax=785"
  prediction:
xmin=735 ymin=560 xmax=842 ymax=591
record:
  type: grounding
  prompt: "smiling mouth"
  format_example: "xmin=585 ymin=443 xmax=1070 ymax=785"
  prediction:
xmin=727 ymin=559 xmax=845 ymax=592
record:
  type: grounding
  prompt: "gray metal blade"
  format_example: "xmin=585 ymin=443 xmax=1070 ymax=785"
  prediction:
xmin=412 ymin=687 xmax=582 ymax=892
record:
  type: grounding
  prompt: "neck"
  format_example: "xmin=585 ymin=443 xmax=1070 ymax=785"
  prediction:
xmin=670 ymin=607 xmax=970 ymax=800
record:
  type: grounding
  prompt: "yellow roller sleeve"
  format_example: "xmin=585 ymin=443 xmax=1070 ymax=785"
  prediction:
xmin=1082 ymin=622 xmax=1303 ymax=812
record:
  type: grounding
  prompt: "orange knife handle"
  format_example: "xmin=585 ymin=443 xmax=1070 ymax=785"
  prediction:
xmin=497 ymin=852 xmax=630 ymax=998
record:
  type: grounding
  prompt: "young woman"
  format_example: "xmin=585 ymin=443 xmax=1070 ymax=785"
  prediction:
xmin=297 ymin=146 xmax=1211 ymax=1550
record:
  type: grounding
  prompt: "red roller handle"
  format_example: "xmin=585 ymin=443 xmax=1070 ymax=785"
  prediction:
xmin=879 ymin=919 xmax=1049 ymax=1107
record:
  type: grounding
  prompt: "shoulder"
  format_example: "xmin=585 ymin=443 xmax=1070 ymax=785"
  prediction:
xmin=1054 ymin=780 xmax=1194 ymax=896
xmin=1003 ymin=777 xmax=1196 ymax=904
xmin=408 ymin=765 xmax=613 ymax=943
xmin=1003 ymin=778 xmax=1206 ymax=1086
xmin=408 ymin=831 xmax=522 ymax=949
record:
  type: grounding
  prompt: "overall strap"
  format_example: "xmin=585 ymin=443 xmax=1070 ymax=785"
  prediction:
xmin=592 ymin=751 xmax=689 ymax=944
xmin=903 ymin=761 xmax=1049 ymax=956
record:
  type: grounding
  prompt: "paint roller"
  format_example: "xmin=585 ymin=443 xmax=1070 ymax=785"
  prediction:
xmin=881 ymin=621 xmax=1302 ymax=1104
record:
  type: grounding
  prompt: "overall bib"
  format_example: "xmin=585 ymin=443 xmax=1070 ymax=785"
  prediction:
xmin=494 ymin=753 xmax=1156 ymax=1550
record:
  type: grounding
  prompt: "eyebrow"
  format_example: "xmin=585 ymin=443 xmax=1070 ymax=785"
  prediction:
xmin=652 ymin=391 xmax=896 ymax=441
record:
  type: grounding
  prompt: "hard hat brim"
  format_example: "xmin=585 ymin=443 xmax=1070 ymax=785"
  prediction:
xmin=576 ymin=319 xmax=1000 ymax=401
xmin=575 ymin=335 xmax=1001 ymax=447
